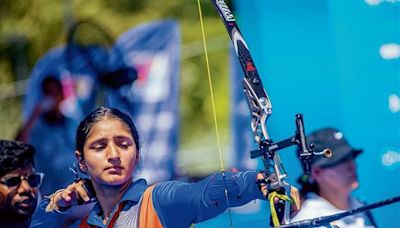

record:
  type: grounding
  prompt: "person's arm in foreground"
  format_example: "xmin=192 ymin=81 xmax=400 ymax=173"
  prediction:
xmin=152 ymin=170 xmax=265 ymax=227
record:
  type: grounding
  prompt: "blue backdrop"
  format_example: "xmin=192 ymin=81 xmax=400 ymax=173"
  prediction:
xmin=199 ymin=0 xmax=399 ymax=227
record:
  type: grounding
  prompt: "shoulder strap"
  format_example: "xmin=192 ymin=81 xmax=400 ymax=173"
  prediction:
xmin=139 ymin=185 xmax=163 ymax=228
xmin=78 ymin=201 xmax=126 ymax=228
xmin=78 ymin=215 xmax=92 ymax=228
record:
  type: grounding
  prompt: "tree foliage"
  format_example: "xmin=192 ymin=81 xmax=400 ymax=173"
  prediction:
xmin=0 ymin=0 xmax=233 ymax=172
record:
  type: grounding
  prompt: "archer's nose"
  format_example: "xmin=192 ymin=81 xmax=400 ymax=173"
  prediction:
xmin=107 ymin=143 xmax=121 ymax=161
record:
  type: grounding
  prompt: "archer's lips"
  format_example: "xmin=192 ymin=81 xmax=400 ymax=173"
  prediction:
xmin=105 ymin=166 xmax=123 ymax=171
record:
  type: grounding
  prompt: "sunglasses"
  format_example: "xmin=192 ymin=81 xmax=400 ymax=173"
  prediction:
xmin=0 ymin=172 xmax=44 ymax=188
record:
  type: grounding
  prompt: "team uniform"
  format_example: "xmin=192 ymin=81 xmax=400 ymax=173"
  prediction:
xmin=31 ymin=171 xmax=264 ymax=228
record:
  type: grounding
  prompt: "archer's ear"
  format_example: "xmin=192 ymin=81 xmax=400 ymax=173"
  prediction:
xmin=75 ymin=150 xmax=88 ymax=173
xmin=311 ymin=166 xmax=322 ymax=183
xmin=135 ymin=153 xmax=140 ymax=164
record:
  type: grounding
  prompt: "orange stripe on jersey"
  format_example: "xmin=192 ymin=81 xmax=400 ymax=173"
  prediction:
xmin=139 ymin=185 xmax=163 ymax=228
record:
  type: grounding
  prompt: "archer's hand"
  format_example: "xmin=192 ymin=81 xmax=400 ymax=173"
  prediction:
xmin=289 ymin=185 xmax=301 ymax=216
xmin=256 ymin=172 xmax=269 ymax=197
xmin=256 ymin=172 xmax=301 ymax=216
xmin=46 ymin=179 xmax=93 ymax=212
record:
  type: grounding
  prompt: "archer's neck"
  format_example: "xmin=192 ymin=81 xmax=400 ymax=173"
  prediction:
xmin=95 ymin=180 xmax=132 ymax=220
xmin=319 ymin=186 xmax=352 ymax=210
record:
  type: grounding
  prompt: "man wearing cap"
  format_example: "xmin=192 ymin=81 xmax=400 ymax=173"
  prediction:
xmin=291 ymin=127 xmax=376 ymax=227
xmin=0 ymin=139 xmax=44 ymax=227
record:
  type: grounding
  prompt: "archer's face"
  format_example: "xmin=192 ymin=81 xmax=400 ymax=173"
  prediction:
xmin=315 ymin=158 xmax=359 ymax=193
xmin=82 ymin=118 xmax=137 ymax=187
xmin=42 ymin=81 xmax=64 ymax=114
xmin=0 ymin=165 xmax=39 ymax=220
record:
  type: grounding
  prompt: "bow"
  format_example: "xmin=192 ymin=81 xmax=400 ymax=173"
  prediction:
xmin=205 ymin=0 xmax=331 ymax=226
xmin=199 ymin=1 xmax=400 ymax=227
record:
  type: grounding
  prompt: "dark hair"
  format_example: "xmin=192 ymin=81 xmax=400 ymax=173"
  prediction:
xmin=75 ymin=107 xmax=140 ymax=157
xmin=41 ymin=76 xmax=63 ymax=94
xmin=297 ymin=175 xmax=320 ymax=200
xmin=0 ymin=140 xmax=35 ymax=177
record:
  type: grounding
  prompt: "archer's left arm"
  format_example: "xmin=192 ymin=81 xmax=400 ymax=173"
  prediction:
xmin=207 ymin=170 xmax=266 ymax=207
xmin=151 ymin=171 xmax=265 ymax=227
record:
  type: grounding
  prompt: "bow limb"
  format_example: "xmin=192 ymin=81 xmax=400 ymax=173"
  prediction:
xmin=208 ymin=0 xmax=273 ymax=144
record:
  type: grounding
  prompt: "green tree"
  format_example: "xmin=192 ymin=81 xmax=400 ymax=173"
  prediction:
xmin=0 ymin=0 xmax=234 ymax=174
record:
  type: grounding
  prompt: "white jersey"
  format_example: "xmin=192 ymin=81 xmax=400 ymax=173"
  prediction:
xmin=291 ymin=193 xmax=375 ymax=228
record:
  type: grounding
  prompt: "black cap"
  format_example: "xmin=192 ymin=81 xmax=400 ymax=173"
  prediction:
xmin=308 ymin=127 xmax=362 ymax=168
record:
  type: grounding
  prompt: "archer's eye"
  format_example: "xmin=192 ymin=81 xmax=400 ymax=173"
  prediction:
xmin=89 ymin=141 xmax=107 ymax=151
xmin=88 ymin=138 xmax=108 ymax=152
xmin=94 ymin=144 xmax=106 ymax=151
xmin=114 ymin=137 xmax=133 ymax=149
xmin=117 ymin=140 xmax=130 ymax=149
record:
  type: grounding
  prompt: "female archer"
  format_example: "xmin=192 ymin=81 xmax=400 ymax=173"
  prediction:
xmin=31 ymin=106 xmax=296 ymax=227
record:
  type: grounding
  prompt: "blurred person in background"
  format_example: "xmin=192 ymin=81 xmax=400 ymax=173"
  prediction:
xmin=0 ymin=139 xmax=43 ymax=227
xmin=292 ymin=127 xmax=376 ymax=228
xmin=16 ymin=76 xmax=77 ymax=196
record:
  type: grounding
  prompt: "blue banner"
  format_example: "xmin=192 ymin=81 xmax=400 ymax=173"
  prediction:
xmin=23 ymin=46 xmax=99 ymax=121
xmin=106 ymin=20 xmax=181 ymax=183
xmin=23 ymin=45 xmax=100 ymax=194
